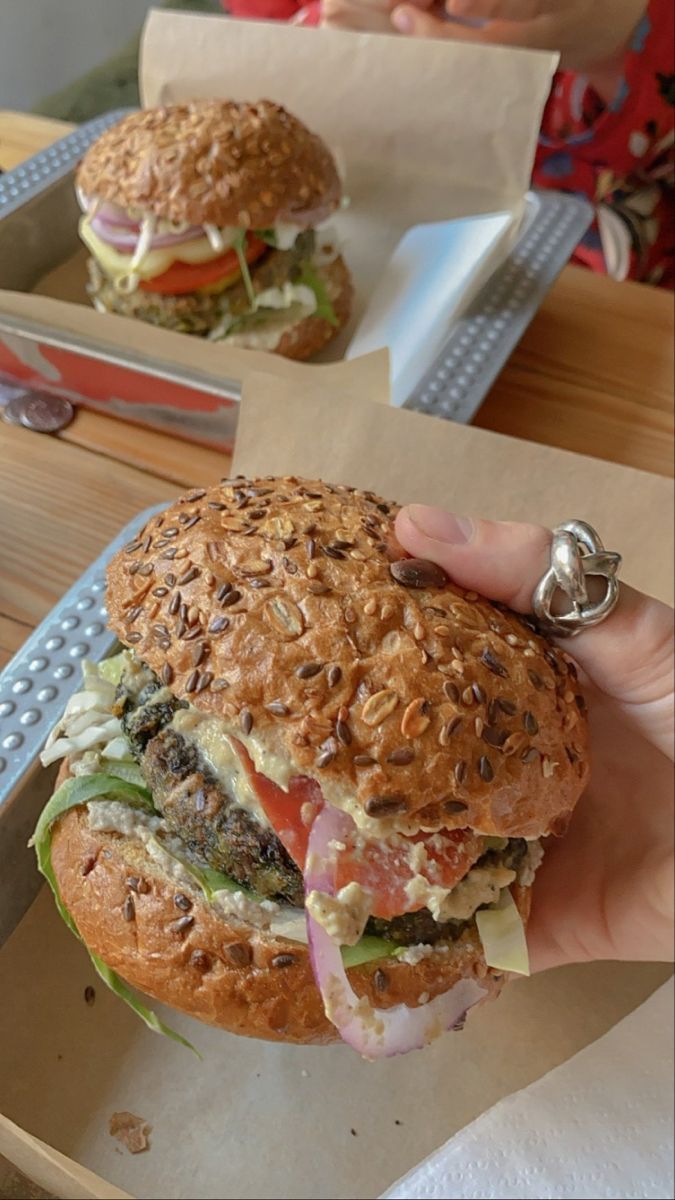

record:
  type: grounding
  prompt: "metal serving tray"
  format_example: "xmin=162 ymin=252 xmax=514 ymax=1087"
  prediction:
xmin=0 ymin=505 xmax=164 ymax=948
xmin=0 ymin=110 xmax=592 ymax=433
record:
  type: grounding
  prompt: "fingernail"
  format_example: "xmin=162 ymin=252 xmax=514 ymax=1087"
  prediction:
xmin=406 ymin=505 xmax=475 ymax=543
xmin=392 ymin=6 xmax=413 ymax=31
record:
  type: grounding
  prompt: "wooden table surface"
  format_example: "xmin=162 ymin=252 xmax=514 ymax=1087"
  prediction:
xmin=0 ymin=109 xmax=673 ymax=672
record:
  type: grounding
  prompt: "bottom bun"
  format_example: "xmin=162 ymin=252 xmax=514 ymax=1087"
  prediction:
xmin=50 ymin=774 xmax=530 ymax=1045
xmin=87 ymin=255 xmax=352 ymax=361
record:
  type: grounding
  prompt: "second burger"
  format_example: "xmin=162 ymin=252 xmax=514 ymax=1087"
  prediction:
xmin=76 ymin=100 xmax=352 ymax=358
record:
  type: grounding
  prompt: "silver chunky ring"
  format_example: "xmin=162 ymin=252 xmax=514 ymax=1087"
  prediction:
xmin=532 ymin=520 xmax=622 ymax=637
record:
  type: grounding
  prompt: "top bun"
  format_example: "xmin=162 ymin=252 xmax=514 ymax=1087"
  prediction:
xmin=107 ymin=478 xmax=589 ymax=840
xmin=76 ymin=101 xmax=342 ymax=230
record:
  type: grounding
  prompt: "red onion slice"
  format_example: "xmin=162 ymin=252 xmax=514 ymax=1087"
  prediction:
xmin=304 ymin=805 xmax=486 ymax=1059
xmin=86 ymin=199 xmax=139 ymax=227
xmin=89 ymin=212 xmax=204 ymax=251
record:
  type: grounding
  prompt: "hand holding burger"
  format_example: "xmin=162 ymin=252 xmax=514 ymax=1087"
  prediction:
xmin=395 ymin=505 xmax=675 ymax=972
xmin=35 ymin=479 xmax=596 ymax=1058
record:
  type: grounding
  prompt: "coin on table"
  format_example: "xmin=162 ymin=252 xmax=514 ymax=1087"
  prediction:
xmin=3 ymin=392 xmax=74 ymax=433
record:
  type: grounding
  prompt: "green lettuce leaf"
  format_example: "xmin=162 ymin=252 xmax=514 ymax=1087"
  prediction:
xmin=232 ymin=230 xmax=256 ymax=309
xmin=297 ymin=261 xmax=339 ymax=327
xmin=33 ymin=774 xmax=198 ymax=1054
xmin=341 ymin=935 xmax=397 ymax=968
xmin=99 ymin=759 xmax=147 ymax=789
xmin=255 ymin=228 xmax=278 ymax=247
xmin=96 ymin=650 xmax=126 ymax=686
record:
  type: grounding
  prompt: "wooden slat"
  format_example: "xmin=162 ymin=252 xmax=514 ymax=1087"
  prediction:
xmin=0 ymin=111 xmax=74 ymax=171
xmin=0 ymin=615 xmax=30 ymax=671
xmin=59 ymin=408 xmax=231 ymax=488
xmin=0 ymin=421 xmax=182 ymax=630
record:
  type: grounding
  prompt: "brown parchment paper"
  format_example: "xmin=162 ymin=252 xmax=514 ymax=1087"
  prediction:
xmin=0 ymin=291 xmax=391 ymax=407
xmin=0 ymin=365 xmax=672 ymax=1200
xmin=234 ymin=371 xmax=674 ymax=604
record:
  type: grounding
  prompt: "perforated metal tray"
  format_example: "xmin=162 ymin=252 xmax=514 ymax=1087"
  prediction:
xmin=0 ymin=110 xmax=593 ymax=427
xmin=0 ymin=505 xmax=164 ymax=948
xmin=403 ymin=191 xmax=591 ymax=422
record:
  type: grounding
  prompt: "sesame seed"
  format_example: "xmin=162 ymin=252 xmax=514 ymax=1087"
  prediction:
xmin=266 ymin=701 xmax=289 ymax=716
xmin=365 ymin=793 xmax=408 ymax=817
xmin=174 ymin=893 xmax=192 ymax=912
xmin=354 ymin=755 xmax=376 ymax=767
xmin=271 ymin=954 xmax=296 ymax=968
xmin=327 ymin=665 xmax=342 ymax=688
xmin=481 ymin=647 xmax=509 ymax=677
xmin=221 ymin=589 xmax=242 ymax=608
xmin=196 ymin=672 xmax=213 ymax=693
xmin=479 ymin=755 xmax=494 ymax=782
xmin=387 ymin=747 xmax=414 ymax=765
xmin=336 ymin=720 xmax=352 ymax=746
xmin=208 ymin=616 xmax=230 ymax=634
xmin=161 ymin=663 xmax=174 ymax=685
xmin=122 ymin=895 xmax=135 ymax=922
xmin=443 ymin=798 xmax=468 ymax=814
xmin=521 ymin=747 xmax=539 ymax=763
xmin=454 ymin=760 xmax=468 ymax=784
xmin=443 ymin=681 xmax=460 ymax=702
xmin=185 ymin=670 xmax=199 ymax=693
xmin=172 ymin=915 xmax=194 ymax=935
xmin=178 ymin=566 xmax=199 ymax=586
xmin=317 ymin=747 xmax=336 ymax=768
xmin=482 ymin=725 xmax=508 ymax=748
xmin=523 ymin=710 xmax=539 ymax=735
xmin=296 ymin=662 xmax=323 ymax=679
xmin=472 ymin=682 xmax=486 ymax=704
xmin=240 ymin=709 xmax=253 ymax=735
xmin=191 ymin=642 xmax=208 ymax=667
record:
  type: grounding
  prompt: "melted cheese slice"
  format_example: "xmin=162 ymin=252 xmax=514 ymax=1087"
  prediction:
xmin=79 ymin=217 xmax=225 ymax=283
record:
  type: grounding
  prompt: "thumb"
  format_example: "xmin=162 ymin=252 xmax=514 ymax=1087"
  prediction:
xmin=395 ymin=505 xmax=674 ymax=757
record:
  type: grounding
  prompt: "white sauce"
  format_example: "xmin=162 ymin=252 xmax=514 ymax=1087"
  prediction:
xmin=169 ymin=709 xmax=270 ymax=826
xmin=130 ymin=216 xmax=156 ymax=271
xmin=518 ymin=839 xmax=544 ymax=887
xmin=306 ymin=882 xmax=372 ymax=947
xmin=405 ymin=864 xmax=516 ymax=923
xmin=87 ymin=799 xmax=164 ymax=837
xmin=85 ymin=800 xmax=307 ymax=941
xmin=397 ymin=942 xmax=451 ymax=966
xmin=273 ymin=222 xmax=304 ymax=250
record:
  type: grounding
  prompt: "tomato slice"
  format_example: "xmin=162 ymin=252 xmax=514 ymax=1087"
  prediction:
xmin=140 ymin=234 xmax=267 ymax=295
xmin=233 ymin=740 xmax=483 ymax=920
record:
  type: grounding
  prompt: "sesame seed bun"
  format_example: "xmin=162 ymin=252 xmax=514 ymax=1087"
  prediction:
xmin=50 ymin=782 xmax=521 ymax=1044
xmin=76 ymin=101 xmax=342 ymax=230
xmin=106 ymin=478 xmax=589 ymax=841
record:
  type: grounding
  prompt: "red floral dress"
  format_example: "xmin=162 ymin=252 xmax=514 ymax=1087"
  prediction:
xmin=223 ymin=0 xmax=674 ymax=285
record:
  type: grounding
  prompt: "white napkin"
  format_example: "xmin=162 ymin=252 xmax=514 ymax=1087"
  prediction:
xmin=382 ymin=977 xmax=674 ymax=1200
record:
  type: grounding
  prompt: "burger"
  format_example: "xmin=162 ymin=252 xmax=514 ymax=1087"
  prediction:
xmin=35 ymin=478 xmax=588 ymax=1058
xmin=75 ymin=102 xmax=352 ymax=358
